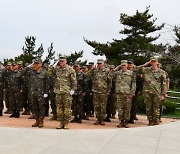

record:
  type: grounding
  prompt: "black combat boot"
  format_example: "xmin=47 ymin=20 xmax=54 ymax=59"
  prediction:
xmin=15 ymin=111 xmax=20 ymax=118
xmin=70 ymin=116 xmax=78 ymax=123
xmin=104 ymin=114 xmax=111 ymax=122
xmin=9 ymin=111 xmax=16 ymax=118
xmin=0 ymin=109 xmax=2 ymax=116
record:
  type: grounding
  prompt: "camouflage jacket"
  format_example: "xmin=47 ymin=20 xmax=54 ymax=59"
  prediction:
xmin=83 ymin=72 xmax=91 ymax=93
xmin=2 ymin=69 xmax=12 ymax=89
xmin=30 ymin=69 xmax=49 ymax=96
xmin=54 ymin=65 xmax=77 ymax=94
xmin=9 ymin=70 xmax=22 ymax=90
xmin=0 ymin=69 xmax=4 ymax=89
xmin=74 ymin=71 xmax=85 ymax=95
xmin=113 ymin=69 xmax=136 ymax=96
xmin=134 ymin=66 xmax=166 ymax=95
xmin=88 ymin=67 xmax=112 ymax=94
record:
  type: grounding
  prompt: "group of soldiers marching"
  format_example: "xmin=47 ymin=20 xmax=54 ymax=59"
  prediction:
xmin=0 ymin=56 xmax=169 ymax=129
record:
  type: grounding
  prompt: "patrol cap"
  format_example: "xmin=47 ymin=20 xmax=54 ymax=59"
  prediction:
xmin=0 ymin=61 xmax=2 ymax=64
xmin=59 ymin=56 xmax=67 ymax=61
xmin=97 ymin=59 xmax=104 ymax=64
xmin=88 ymin=61 xmax=94 ymax=65
xmin=150 ymin=57 xmax=158 ymax=62
xmin=127 ymin=59 xmax=134 ymax=64
xmin=17 ymin=61 xmax=23 ymax=65
xmin=121 ymin=60 xmax=128 ymax=66
xmin=12 ymin=62 xmax=17 ymax=66
xmin=74 ymin=61 xmax=80 ymax=66
xmin=7 ymin=62 xmax=12 ymax=66
xmin=25 ymin=63 xmax=29 ymax=67
xmin=43 ymin=63 xmax=49 ymax=68
xmin=82 ymin=65 xmax=88 ymax=69
xmin=34 ymin=58 xmax=42 ymax=64
xmin=109 ymin=65 xmax=115 ymax=69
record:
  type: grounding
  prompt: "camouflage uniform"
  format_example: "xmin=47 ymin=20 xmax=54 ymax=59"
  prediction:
xmin=114 ymin=61 xmax=136 ymax=127
xmin=31 ymin=68 xmax=49 ymax=120
xmin=3 ymin=63 xmax=12 ymax=113
xmin=71 ymin=69 xmax=85 ymax=123
xmin=54 ymin=61 xmax=77 ymax=129
xmin=88 ymin=59 xmax=112 ymax=125
xmin=0 ymin=67 xmax=4 ymax=116
xmin=83 ymin=68 xmax=91 ymax=119
xmin=9 ymin=65 xmax=23 ymax=117
xmin=135 ymin=60 xmax=166 ymax=125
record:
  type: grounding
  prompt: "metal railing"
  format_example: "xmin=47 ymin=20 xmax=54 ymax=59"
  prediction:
xmin=167 ymin=91 xmax=180 ymax=110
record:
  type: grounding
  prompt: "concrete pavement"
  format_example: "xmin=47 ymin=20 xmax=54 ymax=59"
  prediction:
xmin=0 ymin=121 xmax=180 ymax=154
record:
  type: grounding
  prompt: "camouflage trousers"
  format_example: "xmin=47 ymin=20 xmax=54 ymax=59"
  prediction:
xmin=93 ymin=93 xmax=107 ymax=120
xmin=9 ymin=87 xmax=22 ymax=111
xmin=0 ymin=87 xmax=4 ymax=110
xmin=83 ymin=93 xmax=91 ymax=116
xmin=4 ymin=88 xmax=10 ymax=111
xmin=32 ymin=93 xmax=45 ymax=119
xmin=56 ymin=93 xmax=72 ymax=121
xmin=116 ymin=94 xmax=132 ymax=122
xmin=28 ymin=90 xmax=34 ymax=114
xmin=144 ymin=93 xmax=161 ymax=123
xmin=21 ymin=88 xmax=29 ymax=111
xmin=72 ymin=94 xmax=84 ymax=118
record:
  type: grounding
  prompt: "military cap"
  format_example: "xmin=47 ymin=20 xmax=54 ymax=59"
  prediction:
xmin=17 ymin=61 xmax=23 ymax=65
xmin=121 ymin=60 xmax=128 ymax=65
xmin=34 ymin=58 xmax=42 ymax=63
xmin=127 ymin=59 xmax=134 ymax=64
xmin=150 ymin=57 xmax=158 ymax=62
xmin=82 ymin=65 xmax=88 ymax=69
xmin=97 ymin=59 xmax=104 ymax=64
xmin=0 ymin=61 xmax=2 ymax=64
xmin=7 ymin=62 xmax=12 ymax=65
xmin=74 ymin=61 xmax=80 ymax=66
xmin=43 ymin=63 xmax=49 ymax=68
xmin=88 ymin=61 xmax=94 ymax=65
xmin=12 ymin=62 xmax=17 ymax=65
xmin=109 ymin=65 xmax=115 ymax=69
xmin=59 ymin=56 xmax=67 ymax=60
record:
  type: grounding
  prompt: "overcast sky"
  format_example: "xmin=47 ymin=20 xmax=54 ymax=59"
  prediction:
xmin=0 ymin=0 xmax=179 ymax=63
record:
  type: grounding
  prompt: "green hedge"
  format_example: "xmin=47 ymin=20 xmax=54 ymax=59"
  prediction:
xmin=137 ymin=95 xmax=178 ymax=115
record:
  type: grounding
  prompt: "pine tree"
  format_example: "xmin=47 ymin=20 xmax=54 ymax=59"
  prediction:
xmin=84 ymin=7 xmax=164 ymax=65
xmin=43 ymin=43 xmax=56 ymax=64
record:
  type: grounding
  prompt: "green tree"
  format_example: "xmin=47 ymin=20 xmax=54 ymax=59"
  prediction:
xmin=43 ymin=43 xmax=56 ymax=64
xmin=84 ymin=7 xmax=165 ymax=65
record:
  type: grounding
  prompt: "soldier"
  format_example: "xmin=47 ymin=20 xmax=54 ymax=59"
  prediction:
xmin=3 ymin=62 xmax=13 ymax=114
xmin=9 ymin=62 xmax=23 ymax=118
xmin=134 ymin=57 xmax=166 ymax=126
xmin=105 ymin=65 xmax=116 ymax=122
xmin=88 ymin=62 xmax=95 ymax=117
xmin=54 ymin=56 xmax=77 ymax=129
xmin=18 ymin=61 xmax=30 ymax=115
xmin=82 ymin=65 xmax=91 ymax=120
xmin=127 ymin=59 xmax=143 ymax=124
xmin=88 ymin=59 xmax=112 ymax=125
xmin=31 ymin=58 xmax=49 ymax=128
xmin=71 ymin=62 xmax=85 ymax=123
xmin=47 ymin=65 xmax=57 ymax=121
xmin=0 ymin=61 xmax=4 ymax=116
xmin=114 ymin=60 xmax=136 ymax=128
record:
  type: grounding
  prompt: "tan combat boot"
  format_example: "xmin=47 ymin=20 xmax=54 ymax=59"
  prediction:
xmin=124 ymin=122 xmax=129 ymax=128
xmin=148 ymin=120 xmax=154 ymax=126
xmin=94 ymin=119 xmax=101 ymax=125
xmin=38 ymin=118 xmax=44 ymax=128
xmin=117 ymin=120 xmax=124 ymax=128
xmin=56 ymin=121 xmax=64 ymax=129
xmin=100 ymin=120 xmax=105 ymax=125
xmin=32 ymin=119 xmax=39 ymax=127
xmin=63 ymin=121 xmax=69 ymax=129
xmin=49 ymin=114 xmax=57 ymax=121
xmin=153 ymin=121 xmax=160 ymax=126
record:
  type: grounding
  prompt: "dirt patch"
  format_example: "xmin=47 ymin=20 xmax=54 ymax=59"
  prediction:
xmin=0 ymin=112 xmax=177 ymax=129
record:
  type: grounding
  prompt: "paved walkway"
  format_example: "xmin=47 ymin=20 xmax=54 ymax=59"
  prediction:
xmin=0 ymin=121 xmax=180 ymax=154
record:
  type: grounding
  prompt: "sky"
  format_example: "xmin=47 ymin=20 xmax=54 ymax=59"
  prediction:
xmin=0 ymin=0 xmax=179 ymax=63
